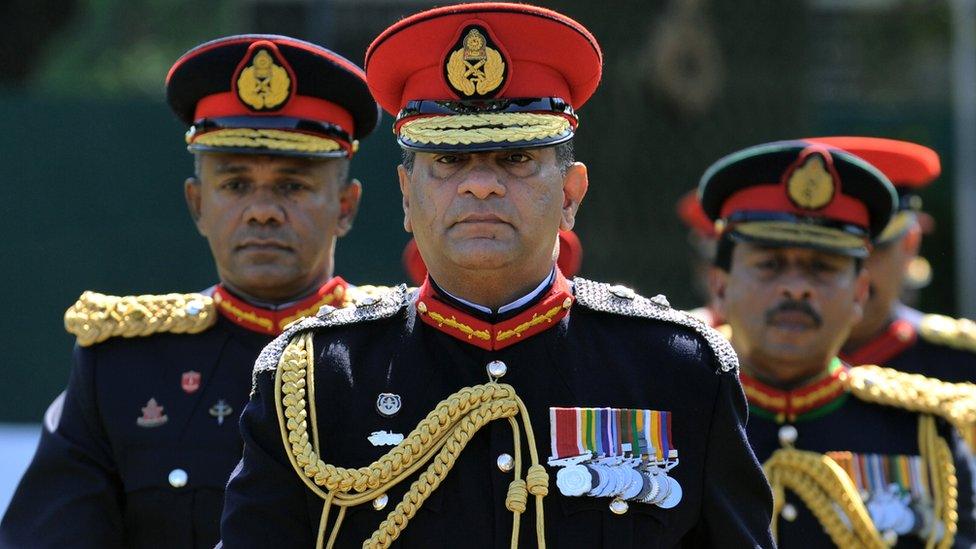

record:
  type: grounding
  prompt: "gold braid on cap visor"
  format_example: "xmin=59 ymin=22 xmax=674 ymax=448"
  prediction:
xmin=189 ymin=128 xmax=343 ymax=153
xmin=398 ymin=112 xmax=572 ymax=146
xmin=732 ymin=221 xmax=868 ymax=251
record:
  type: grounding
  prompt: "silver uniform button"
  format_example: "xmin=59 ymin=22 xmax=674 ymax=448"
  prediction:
xmin=486 ymin=360 xmax=507 ymax=379
xmin=373 ymin=494 xmax=389 ymax=511
xmin=609 ymin=497 xmax=629 ymax=515
xmin=168 ymin=468 xmax=188 ymax=488
xmin=496 ymin=453 xmax=515 ymax=472
xmin=778 ymin=425 xmax=798 ymax=446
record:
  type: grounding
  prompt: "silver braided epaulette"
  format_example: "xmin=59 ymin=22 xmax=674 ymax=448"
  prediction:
xmin=572 ymin=277 xmax=739 ymax=374
xmin=251 ymin=284 xmax=410 ymax=389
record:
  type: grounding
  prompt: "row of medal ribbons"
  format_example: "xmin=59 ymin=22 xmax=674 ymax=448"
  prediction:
xmin=548 ymin=407 xmax=681 ymax=509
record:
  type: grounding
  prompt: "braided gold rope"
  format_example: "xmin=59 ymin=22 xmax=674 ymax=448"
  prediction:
xmin=764 ymin=448 xmax=885 ymax=548
xmin=919 ymin=415 xmax=957 ymax=549
xmin=399 ymin=113 xmax=572 ymax=146
xmin=191 ymin=128 xmax=342 ymax=153
xmin=848 ymin=365 xmax=976 ymax=452
xmin=919 ymin=314 xmax=976 ymax=354
xmin=274 ymin=334 xmax=549 ymax=548
xmin=64 ymin=291 xmax=216 ymax=346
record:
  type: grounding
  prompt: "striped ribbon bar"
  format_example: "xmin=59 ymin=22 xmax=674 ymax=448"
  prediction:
xmin=550 ymin=407 xmax=675 ymax=461
xmin=827 ymin=451 xmax=929 ymax=502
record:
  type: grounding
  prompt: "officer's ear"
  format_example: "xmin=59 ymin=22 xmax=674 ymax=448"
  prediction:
xmin=397 ymin=165 xmax=413 ymax=233
xmin=184 ymin=177 xmax=205 ymax=234
xmin=560 ymin=162 xmax=588 ymax=231
xmin=335 ymin=178 xmax=362 ymax=237
xmin=851 ymin=264 xmax=870 ymax=323
xmin=710 ymin=266 xmax=729 ymax=316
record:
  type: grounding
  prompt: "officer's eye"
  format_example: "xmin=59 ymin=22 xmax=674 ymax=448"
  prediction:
xmin=278 ymin=180 xmax=308 ymax=193
xmin=504 ymin=152 xmax=531 ymax=163
xmin=434 ymin=154 xmax=462 ymax=164
xmin=221 ymin=179 xmax=248 ymax=192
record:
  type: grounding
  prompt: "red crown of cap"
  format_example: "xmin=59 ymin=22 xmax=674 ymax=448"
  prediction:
xmin=365 ymin=2 xmax=602 ymax=116
xmin=805 ymin=137 xmax=940 ymax=188
xmin=676 ymin=189 xmax=717 ymax=238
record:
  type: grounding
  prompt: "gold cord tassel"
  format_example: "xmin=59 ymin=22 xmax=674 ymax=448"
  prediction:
xmin=919 ymin=415 xmax=957 ymax=549
xmin=274 ymin=334 xmax=549 ymax=548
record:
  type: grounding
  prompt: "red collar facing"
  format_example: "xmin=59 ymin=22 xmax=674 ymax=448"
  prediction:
xmin=840 ymin=318 xmax=917 ymax=366
xmin=213 ymin=277 xmax=349 ymax=335
xmin=739 ymin=359 xmax=849 ymax=423
xmin=415 ymin=270 xmax=574 ymax=351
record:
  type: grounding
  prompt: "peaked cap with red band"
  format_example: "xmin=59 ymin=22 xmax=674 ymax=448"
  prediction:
xmin=401 ymin=230 xmax=583 ymax=286
xmin=166 ymin=34 xmax=380 ymax=158
xmin=699 ymin=140 xmax=897 ymax=257
xmin=805 ymin=136 xmax=941 ymax=243
xmin=365 ymin=3 xmax=602 ymax=152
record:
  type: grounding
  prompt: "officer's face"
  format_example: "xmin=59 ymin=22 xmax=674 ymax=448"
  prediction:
xmin=397 ymin=147 xmax=587 ymax=277
xmin=713 ymin=243 xmax=869 ymax=384
xmin=185 ymin=153 xmax=361 ymax=302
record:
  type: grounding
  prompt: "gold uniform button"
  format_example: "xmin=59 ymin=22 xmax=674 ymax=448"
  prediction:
xmin=168 ymin=468 xmax=188 ymax=488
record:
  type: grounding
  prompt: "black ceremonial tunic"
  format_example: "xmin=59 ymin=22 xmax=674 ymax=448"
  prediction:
xmin=0 ymin=280 xmax=354 ymax=549
xmin=742 ymin=364 xmax=976 ymax=548
xmin=221 ymin=278 xmax=775 ymax=548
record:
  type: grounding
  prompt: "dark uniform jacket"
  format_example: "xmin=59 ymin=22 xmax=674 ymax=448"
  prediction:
xmin=842 ymin=304 xmax=976 ymax=384
xmin=0 ymin=279 xmax=358 ymax=549
xmin=221 ymin=276 xmax=775 ymax=548
xmin=742 ymin=361 xmax=976 ymax=548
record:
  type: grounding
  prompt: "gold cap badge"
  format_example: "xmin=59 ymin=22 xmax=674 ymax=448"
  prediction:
xmin=445 ymin=26 xmax=507 ymax=98
xmin=236 ymin=47 xmax=292 ymax=111
xmin=787 ymin=153 xmax=836 ymax=210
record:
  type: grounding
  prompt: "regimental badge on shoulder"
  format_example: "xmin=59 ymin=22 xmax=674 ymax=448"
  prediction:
xmin=235 ymin=43 xmax=293 ymax=111
xmin=548 ymin=407 xmax=682 ymax=513
xmin=786 ymin=152 xmax=836 ymax=211
xmin=444 ymin=26 xmax=507 ymax=98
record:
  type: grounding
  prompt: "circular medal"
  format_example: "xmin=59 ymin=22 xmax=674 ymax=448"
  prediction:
xmin=621 ymin=468 xmax=644 ymax=500
xmin=657 ymin=476 xmax=683 ymax=509
xmin=587 ymin=464 xmax=613 ymax=497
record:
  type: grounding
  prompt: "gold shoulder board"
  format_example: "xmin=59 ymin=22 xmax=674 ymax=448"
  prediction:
xmin=846 ymin=365 xmax=976 ymax=450
xmin=64 ymin=291 xmax=217 ymax=347
xmin=918 ymin=313 xmax=976 ymax=353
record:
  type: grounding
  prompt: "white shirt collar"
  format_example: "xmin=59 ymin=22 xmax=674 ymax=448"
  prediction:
xmin=439 ymin=268 xmax=556 ymax=315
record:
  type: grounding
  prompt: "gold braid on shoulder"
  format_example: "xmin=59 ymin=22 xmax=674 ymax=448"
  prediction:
xmin=64 ymin=291 xmax=216 ymax=347
xmin=847 ymin=365 xmax=976 ymax=453
xmin=918 ymin=314 xmax=976 ymax=354
xmin=275 ymin=332 xmax=549 ymax=549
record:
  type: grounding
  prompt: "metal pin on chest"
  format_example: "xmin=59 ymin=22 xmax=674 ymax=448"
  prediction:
xmin=376 ymin=393 xmax=401 ymax=417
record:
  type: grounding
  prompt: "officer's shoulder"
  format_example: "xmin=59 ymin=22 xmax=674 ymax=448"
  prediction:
xmin=917 ymin=313 xmax=976 ymax=354
xmin=846 ymin=364 xmax=976 ymax=437
xmin=65 ymin=290 xmax=217 ymax=347
xmin=572 ymin=277 xmax=738 ymax=373
xmin=252 ymin=284 xmax=411 ymax=383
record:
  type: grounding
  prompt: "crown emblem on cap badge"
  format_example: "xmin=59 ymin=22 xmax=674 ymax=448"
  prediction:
xmin=236 ymin=49 xmax=292 ymax=111
xmin=445 ymin=27 xmax=506 ymax=98
xmin=787 ymin=154 xmax=836 ymax=210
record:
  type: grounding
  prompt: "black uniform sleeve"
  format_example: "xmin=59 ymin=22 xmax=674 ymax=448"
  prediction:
xmin=686 ymin=370 xmax=775 ymax=548
xmin=220 ymin=369 xmax=318 ymax=548
xmin=0 ymin=345 xmax=126 ymax=549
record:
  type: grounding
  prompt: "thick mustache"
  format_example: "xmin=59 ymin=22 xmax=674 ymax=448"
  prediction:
xmin=764 ymin=300 xmax=823 ymax=327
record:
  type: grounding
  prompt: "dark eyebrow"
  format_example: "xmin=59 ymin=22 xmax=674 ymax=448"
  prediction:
xmin=214 ymin=164 xmax=250 ymax=175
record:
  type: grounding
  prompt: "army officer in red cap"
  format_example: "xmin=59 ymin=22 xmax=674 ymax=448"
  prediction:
xmin=220 ymin=4 xmax=774 ymax=548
